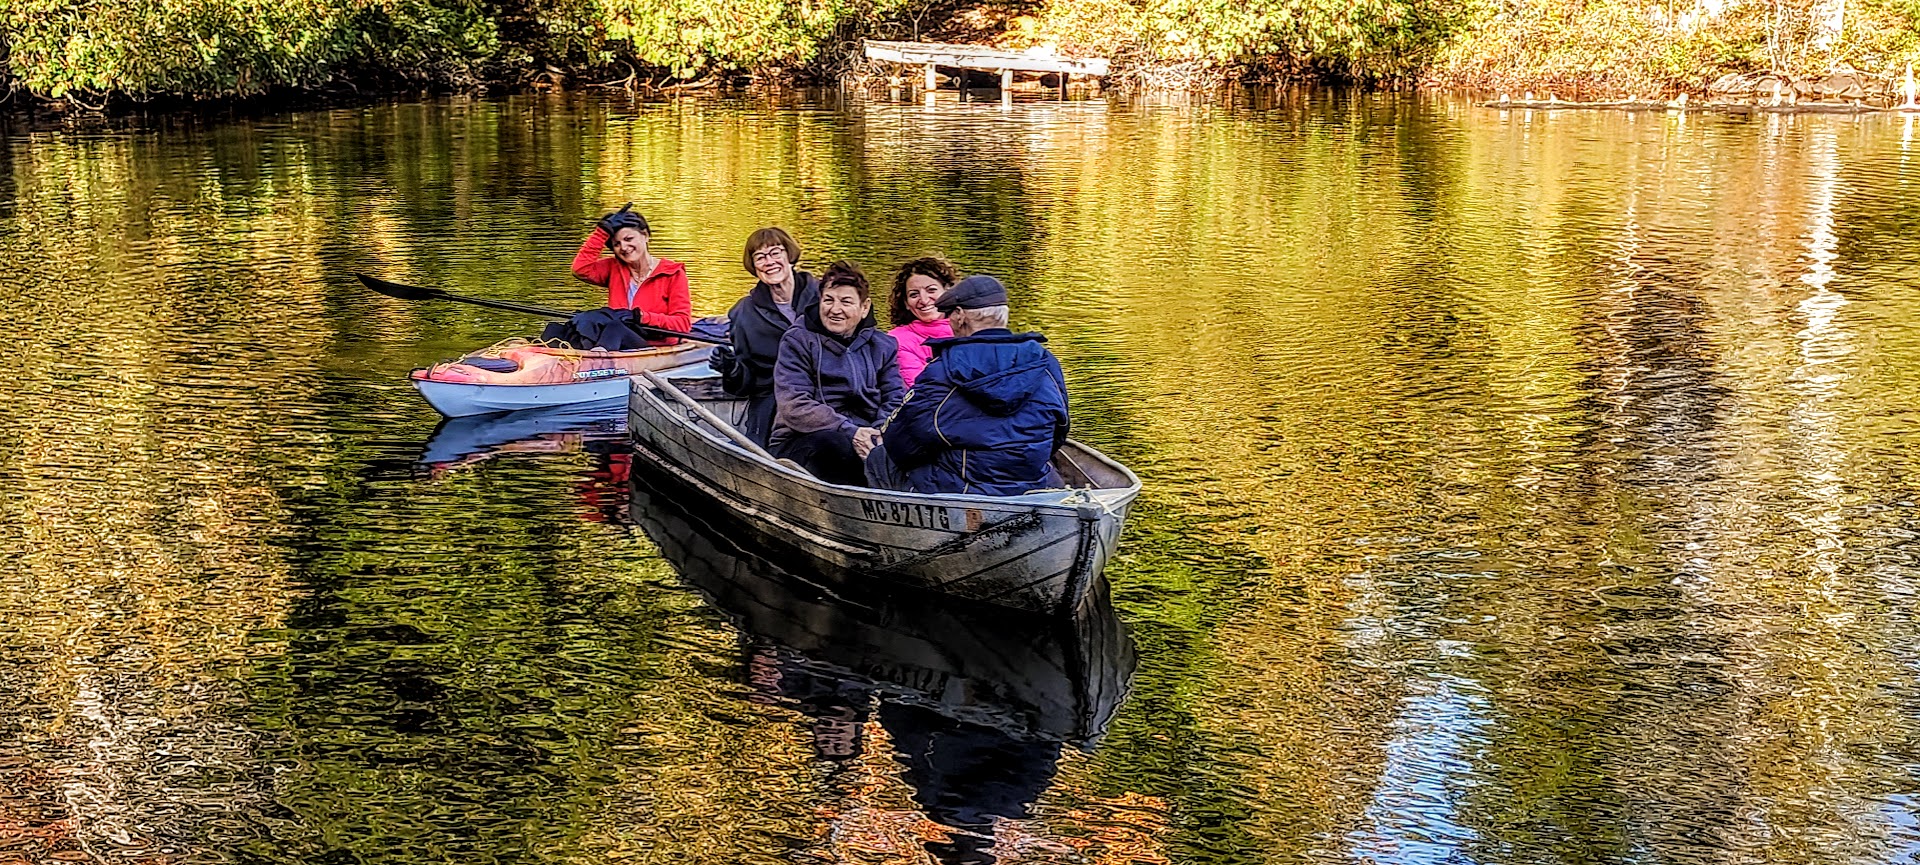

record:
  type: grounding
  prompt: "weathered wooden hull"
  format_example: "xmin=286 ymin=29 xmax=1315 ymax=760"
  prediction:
xmin=629 ymin=477 xmax=1134 ymax=743
xmin=626 ymin=374 xmax=1141 ymax=616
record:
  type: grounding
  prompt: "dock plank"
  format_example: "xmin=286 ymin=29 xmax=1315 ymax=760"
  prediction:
xmin=864 ymin=39 xmax=1110 ymax=76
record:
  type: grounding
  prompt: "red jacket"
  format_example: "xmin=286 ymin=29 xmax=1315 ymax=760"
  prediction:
xmin=571 ymin=227 xmax=693 ymax=335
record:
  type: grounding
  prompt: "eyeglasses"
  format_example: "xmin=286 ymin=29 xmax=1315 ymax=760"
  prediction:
xmin=752 ymin=247 xmax=789 ymax=263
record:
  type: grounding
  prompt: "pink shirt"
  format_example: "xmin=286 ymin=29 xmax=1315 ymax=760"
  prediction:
xmin=890 ymin=318 xmax=953 ymax=388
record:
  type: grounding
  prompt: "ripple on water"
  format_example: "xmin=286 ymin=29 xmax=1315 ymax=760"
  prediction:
xmin=5 ymin=92 xmax=1920 ymax=865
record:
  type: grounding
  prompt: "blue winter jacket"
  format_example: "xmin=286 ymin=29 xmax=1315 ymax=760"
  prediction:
xmin=883 ymin=329 xmax=1070 ymax=496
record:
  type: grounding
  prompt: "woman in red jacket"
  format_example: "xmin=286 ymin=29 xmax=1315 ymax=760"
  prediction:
xmin=570 ymin=204 xmax=692 ymax=343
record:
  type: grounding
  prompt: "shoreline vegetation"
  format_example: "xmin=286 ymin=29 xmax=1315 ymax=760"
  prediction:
xmin=2 ymin=0 xmax=1918 ymax=110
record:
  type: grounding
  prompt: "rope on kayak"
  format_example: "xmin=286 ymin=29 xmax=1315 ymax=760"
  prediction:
xmin=472 ymin=336 xmax=576 ymax=358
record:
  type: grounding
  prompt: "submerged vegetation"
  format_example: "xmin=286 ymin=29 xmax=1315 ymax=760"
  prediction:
xmin=0 ymin=0 xmax=1915 ymax=103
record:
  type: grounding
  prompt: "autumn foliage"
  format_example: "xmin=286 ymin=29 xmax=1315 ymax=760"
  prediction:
xmin=0 ymin=0 xmax=1915 ymax=100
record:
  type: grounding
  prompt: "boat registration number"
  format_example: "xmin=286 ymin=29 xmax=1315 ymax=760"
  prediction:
xmin=573 ymin=368 xmax=631 ymax=380
xmin=860 ymin=500 xmax=951 ymax=529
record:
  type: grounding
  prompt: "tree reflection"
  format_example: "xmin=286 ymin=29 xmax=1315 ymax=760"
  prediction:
xmin=5 ymin=92 xmax=1920 ymax=865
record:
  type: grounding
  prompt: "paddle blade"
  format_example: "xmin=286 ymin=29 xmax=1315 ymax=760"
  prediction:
xmin=357 ymin=273 xmax=443 ymax=301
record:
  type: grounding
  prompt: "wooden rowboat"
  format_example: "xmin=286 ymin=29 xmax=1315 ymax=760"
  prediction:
xmin=411 ymin=339 xmax=713 ymax=417
xmin=626 ymin=370 xmax=1142 ymax=616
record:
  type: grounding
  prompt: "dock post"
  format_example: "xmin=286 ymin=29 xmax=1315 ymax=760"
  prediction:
xmin=862 ymin=42 xmax=1112 ymax=104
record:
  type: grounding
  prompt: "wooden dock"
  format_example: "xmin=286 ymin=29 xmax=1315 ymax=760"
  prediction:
xmin=863 ymin=39 xmax=1109 ymax=99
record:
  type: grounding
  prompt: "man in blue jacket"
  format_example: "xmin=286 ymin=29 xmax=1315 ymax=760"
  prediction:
xmin=862 ymin=275 xmax=1069 ymax=496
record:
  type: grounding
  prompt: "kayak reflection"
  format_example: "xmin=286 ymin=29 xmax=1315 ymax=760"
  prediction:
xmin=416 ymin=399 xmax=628 ymax=476
xmin=629 ymin=477 xmax=1137 ymax=864
xmin=416 ymin=400 xmax=634 ymax=521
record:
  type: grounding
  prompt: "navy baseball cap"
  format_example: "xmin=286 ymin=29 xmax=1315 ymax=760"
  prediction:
xmin=935 ymin=275 xmax=1009 ymax=312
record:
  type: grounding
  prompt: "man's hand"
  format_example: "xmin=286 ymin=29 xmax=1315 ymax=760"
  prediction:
xmin=853 ymin=426 xmax=881 ymax=459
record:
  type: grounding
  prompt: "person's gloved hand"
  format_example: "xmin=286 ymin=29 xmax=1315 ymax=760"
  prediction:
xmin=597 ymin=202 xmax=637 ymax=238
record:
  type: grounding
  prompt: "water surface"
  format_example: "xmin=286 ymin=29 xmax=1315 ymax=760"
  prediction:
xmin=3 ymin=92 xmax=1920 ymax=865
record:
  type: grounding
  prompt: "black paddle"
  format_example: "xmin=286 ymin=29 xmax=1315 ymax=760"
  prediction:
xmin=356 ymin=273 xmax=729 ymax=346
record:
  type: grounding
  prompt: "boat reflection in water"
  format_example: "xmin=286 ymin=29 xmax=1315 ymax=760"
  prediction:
xmin=416 ymin=400 xmax=628 ymax=473
xmin=630 ymin=476 xmax=1137 ymax=864
xmin=416 ymin=401 xmax=633 ymax=520
xmin=412 ymin=408 xmax=1137 ymax=861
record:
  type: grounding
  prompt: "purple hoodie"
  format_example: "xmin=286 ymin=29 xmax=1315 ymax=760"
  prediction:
xmin=770 ymin=311 xmax=905 ymax=452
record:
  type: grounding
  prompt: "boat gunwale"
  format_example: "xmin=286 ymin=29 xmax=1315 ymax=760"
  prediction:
xmin=628 ymin=373 xmax=1143 ymax=516
xmin=411 ymin=369 xmax=656 ymax=387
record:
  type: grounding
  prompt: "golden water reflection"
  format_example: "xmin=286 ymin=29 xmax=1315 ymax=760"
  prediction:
xmin=2 ymin=92 xmax=1919 ymax=864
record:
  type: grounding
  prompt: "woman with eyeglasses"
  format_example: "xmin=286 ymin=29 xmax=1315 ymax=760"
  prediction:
xmin=712 ymin=227 xmax=821 ymax=447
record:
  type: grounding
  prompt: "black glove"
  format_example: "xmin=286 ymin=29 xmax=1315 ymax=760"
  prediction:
xmin=596 ymin=202 xmax=636 ymax=238
xmin=710 ymin=345 xmax=752 ymax=395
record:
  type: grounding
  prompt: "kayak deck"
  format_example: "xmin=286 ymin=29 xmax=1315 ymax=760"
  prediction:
xmin=410 ymin=339 xmax=714 ymax=417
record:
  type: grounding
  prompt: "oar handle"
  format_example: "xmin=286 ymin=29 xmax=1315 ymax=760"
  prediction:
xmin=451 ymin=294 xmax=576 ymax=319
xmin=631 ymin=323 xmax=730 ymax=346
xmin=357 ymin=272 xmax=729 ymax=345
xmin=358 ymin=273 xmax=574 ymax=318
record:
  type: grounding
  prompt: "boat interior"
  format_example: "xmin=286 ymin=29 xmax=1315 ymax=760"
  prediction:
xmin=648 ymin=367 xmax=1138 ymax=495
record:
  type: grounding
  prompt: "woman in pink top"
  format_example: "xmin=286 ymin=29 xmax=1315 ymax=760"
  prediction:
xmin=885 ymin=256 xmax=960 ymax=388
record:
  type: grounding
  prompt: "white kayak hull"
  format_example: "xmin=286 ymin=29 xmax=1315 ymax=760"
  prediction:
xmin=409 ymin=338 xmax=717 ymax=418
xmin=414 ymin=378 xmax=631 ymax=417
xmin=414 ymin=358 xmax=718 ymax=417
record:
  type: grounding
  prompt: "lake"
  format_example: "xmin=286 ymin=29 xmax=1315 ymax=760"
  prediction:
xmin=3 ymin=90 xmax=1920 ymax=865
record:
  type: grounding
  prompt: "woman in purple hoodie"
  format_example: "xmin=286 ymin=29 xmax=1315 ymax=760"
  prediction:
xmin=885 ymin=256 xmax=959 ymax=388
xmin=770 ymin=261 xmax=906 ymax=486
